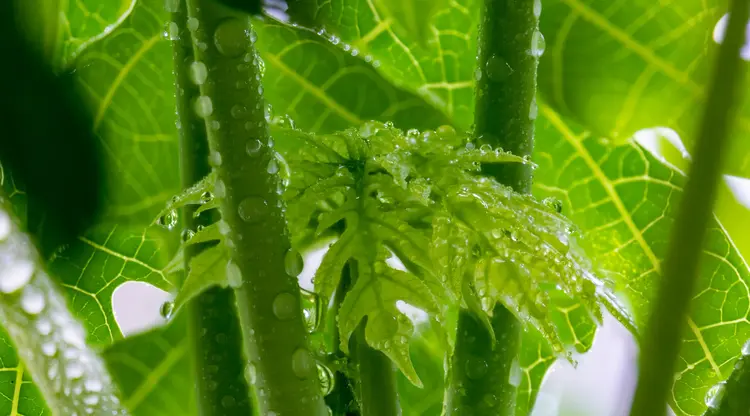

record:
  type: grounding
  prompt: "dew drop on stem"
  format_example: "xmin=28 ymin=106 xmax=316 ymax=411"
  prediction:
xmin=508 ymin=358 xmax=522 ymax=387
xmin=157 ymin=209 xmax=178 ymax=230
xmin=284 ymin=249 xmax=304 ymax=277
xmin=20 ymin=287 xmax=45 ymax=315
xmin=187 ymin=17 xmax=199 ymax=32
xmin=486 ymin=55 xmax=512 ymax=82
xmin=238 ymin=197 xmax=269 ymax=223
xmin=160 ymin=301 xmax=174 ymax=319
xmin=317 ymin=362 xmax=334 ymax=395
xmin=209 ymin=150 xmax=222 ymax=167
xmin=189 ymin=61 xmax=208 ymax=85
xmin=0 ymin=259 xmax=34 ymax=294
xmin=530 ymin=30 xmax=546 ymax=57
xmin=194 ymin=96 xmax=213 ymax=118
xmin=465 ymin=355 xmax=488 ymax=380
xmin=214 ymin=18 xmax=251 ymax=58
xmin=226 ymin=261 xmax=242 ymax=288
xmin=273 ymin=292 xmax=298 ymax=320
xmin=533 ymin=0 xmax=542 ymax=18
xmin=291 ymin=348 xmax=315 ymax=378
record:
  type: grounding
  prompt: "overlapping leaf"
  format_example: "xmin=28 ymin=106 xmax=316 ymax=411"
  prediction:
xmin=534 ymin=104 xmax=750 ymax=416
xmin=0 ymin=328 xmax=50 ymax=416
xmin=286 ymin=0 xmax=479 ymax=129
xmin=538 ymin=0 xmax=750 ymax=177
xmin=255 ymin=18 xmax=449 ymax=133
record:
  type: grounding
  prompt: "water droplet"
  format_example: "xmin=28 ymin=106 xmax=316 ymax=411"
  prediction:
xmin=486 ymin=55 xmax=512 ymax=82
xmin=543 ymin=197 xmax=563 ymax=213
xmin=317 ymin=363 xmax=334 ymax=395
xmin=189 ymin=61 xmax=208 ymax=85
xmin=160 ymin=301 xmax=174 ymax=319
xmin=20 ymin=288 xmax=45 ymax=315
xmin=231 ymin=105 xmax=248 ymax=119
xmin=742 ymin=338 xmax=750 ymax=355
xmin=164 ymin=0 xmax=180 ymax=12
xmin=267 ymin=158 xmax=279 ymax=174
xmin=474 ymin=67 xmax=483 ymax=81
xmin=465 ymin=356 xmax=488 ymax=380
xmin=85 ymin=379 xmax=103 ymax=393
xmin=238 ymin=197 xmax=269 ymax=223
xmin=187 ymin=17 xmax=199 ymax=31
xmin=301 ymin=289 xmax=320 ymax=332
xmin=214 ymin=18 xmax=251 ymax=58
xmin=66 ymin=362 xmax=84 ymax=379
xmin=292 ymin=348 xmax=314 ymax=378
xmin=217 ymin=220 xmax=230 ymax=235
xmin=157 ymin=209 xmax=178 ymax=230
xmin=533 ymin=0 xmax=542 ymax=18
xmin=246 ymin=139 xmax=263 ymax=155
xmin=0 ymin=211 xmax=11 ymax=241
xmin=221 ymin=395 xmax=236 ymax=408
xmin=245 ymin=363 xmax=257 ymax=384
xmin=36 ymin=319 xmax=52 ymax=336
xmin=284 ymin=249 xmax=304 ymax=277
xmin=194 ymin=96 xmax=213 ymax=118
xmin=0 ymin=260 xmax=34 ymax=294
xmin=214 ymin=179 xmax=226 ymax=198
xmin=42 ymin=342 xmax=57 ymax=357
xmin=226 ymin=261 xmax=242 ymax=288
xmin=370 ymin=313 xmax=398 ymax=342
xmin=84 ymin=395 xmax=99 ymax=406
xmin=529 ymin=97 xmax=538 ymax=120
xmin=209 ymin=150 xmax=222 ymax=167
xmin=258 ymin=57 xmax=266 ymax=77
xmin=200 ymin=191 xmax=214 ymax=204
xmin=166 ymin=22 xmax=179 ymax=40
xmin=272 ymin=292 xmax=297 ymax=320
xmin=530 ymin=30 xmax=546 ymax=57
xmin=705 ymin=382 xmax=726 ymax=408
xmin=181 ymin=229 xmax=195 ymax=242
xmin=508 ymin=358 xmax=522 ymax=387
xmin=62 ymin=326 xmax=85 ymax=348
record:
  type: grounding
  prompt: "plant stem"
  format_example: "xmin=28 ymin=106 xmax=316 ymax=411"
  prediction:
xmin=629 ymin=1 xmax=750 ymax=414
xmin=172 ymin=3 xmax=255 ymax=414
xmin=0 ymin=196 xmax=126 ymax=416
xmin=346 ymin=261 xmax=400 ymax=416
xmin=447 ymin=0 xmax=539 ymax=414
xmin=706 ymin=353 xmax=750 ymax=416
xmin=325 ymin=264 xmax=358 ymax=415
xmin=185 ymin=1 xmax=326 ymax=414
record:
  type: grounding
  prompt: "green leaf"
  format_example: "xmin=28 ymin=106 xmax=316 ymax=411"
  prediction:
xmin=534 ymin=104 xmax=750 ymax=416
xmin=286 ymin=0 xmax=480 ymax=129
xmin=538 ymin=0 xmax=750 ymax=177
xmin=0 ymin=328 xmax=51 ymax=416
xmin=74 ymin=0 xmax=180 ymax=222
xmin=254 ymin=18 xmax=450 ymax=132
xmin=104 ymin=315 xmax=194 ymax=416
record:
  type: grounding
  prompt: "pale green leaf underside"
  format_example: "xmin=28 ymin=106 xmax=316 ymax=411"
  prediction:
xmin=539 ymin=0 xmax=750 ymax=177
xmin=287 ymin=0 xmax=479 ymax=130
xmin=535 ymin=105 xmax=750 ymax=416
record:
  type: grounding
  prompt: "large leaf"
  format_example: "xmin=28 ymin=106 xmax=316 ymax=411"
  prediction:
xmin=538 ymin=0 xmax=750 ymax=177
xmin=255 ymin=18 xmax=449 ymax=133
xmin=74 ymin=0 xmax=180 ymax=222
xmin=0 ymin=328 xmax=50 ymax=416
xmin=286 ymin=0 xmax=479 ymax=129
xmin=534 ymin=104 xmax=750 ymax=416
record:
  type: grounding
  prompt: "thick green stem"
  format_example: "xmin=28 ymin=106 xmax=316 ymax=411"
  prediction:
xmin=185 ymin=1 xmax=326 ymax=414
xmin=629 ymin=1 xmax=749 ymax=415
xmin=171 ymin=3 xmax=255 ymax=414
xmin=325 ymin=264 xmax=358 ymax=415
xmin=347 ymin=261 xmax=400 ymax=416
xmin=706 ymin=353 xmax=750 ymax=416
xmin=448 ymin=0 xmax=539 ymax=415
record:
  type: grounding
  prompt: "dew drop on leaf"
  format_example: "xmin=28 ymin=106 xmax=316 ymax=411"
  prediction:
xmin=226 ymin=261 xmax=242 ymax=288
xmin=181 ymin=229 xmax=195 ymax=242
xmin=36 ymin=319 xmax=52 ymax=336
xmin=194 ymin=96 xmax=213 ymax=118
xmin=465 ymin=355 xmax=488 ymax=380
xmin=291 ymin=348 xmax=314 ymax=378
xmin=160 ymin=301 xmax=174 ymax=319
xmin=542 ymin=197 xmax=563 ymax=213
xmin=272 ymin=292 xmax=297 ymax=320
xmin=189 ymin=61 xmax=208 ymax=85
xmin=284 ymin=249 xmax=304 ymax=277
xmin=743 ymin=339 xmax=750 ymax=355
xmin=65 ymin=362 xmax=84 ymax=379
xmin=317 ymin=363 xmax=334 ymax=395
xmin=301 ymin=289 xmax=320 ymax=332
xmin=486 ymin=55 xmax=512 ymax=82
xmin=42 ymin=342 xmax=57 ymax=357
xmin=533 ymin=0 xmax=542 ymax=18
xmin=157 ymin=209 xmax=178 ymax=230
xmin=213 ymin=18 xmax=251 ymax=58
xmin=238 ymin=197 xmax=269 ymax=223
xmin=0 ymin=259 xmax=34 ymax=294
xmin=267 ymin=158 xmax=279 ymax=174
xmin=20 ymin=287 xmax=45 ymax=315
xmin=85 ymin=379 xmax=103 ymax=393
xmin=530 ymin=30 xmax=546 ymax=57
xmin=200 ymin=191 xmax=214 ymax=204
xmin=705 ymin=382 xmax=726 ymax=408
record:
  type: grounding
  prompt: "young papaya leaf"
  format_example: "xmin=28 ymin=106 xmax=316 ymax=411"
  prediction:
xmin=0 ymin=327 xmax=51 ymax=415
xmin=254 ymin=18 xmax=450 ymax=133
xmin=285 ymin=0 xmax=479 ymax=130
xmin=538 ymin=0 xmax=750 ymax=178
xmin=73 ymin=0 xmax=180 ymax=223
xmin=534 ymin=104 xmax=750 ymax=416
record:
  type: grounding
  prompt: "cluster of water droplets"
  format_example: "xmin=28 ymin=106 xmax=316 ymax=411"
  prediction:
xmin=314 ymin=27 xmax=381 ymax=68
xmin=0 ymin=207 xmax=126 ymax=415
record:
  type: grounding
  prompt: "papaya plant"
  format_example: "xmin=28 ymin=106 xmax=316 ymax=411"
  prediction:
xmin=1 ymin=0 xmax=749 ymax=415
